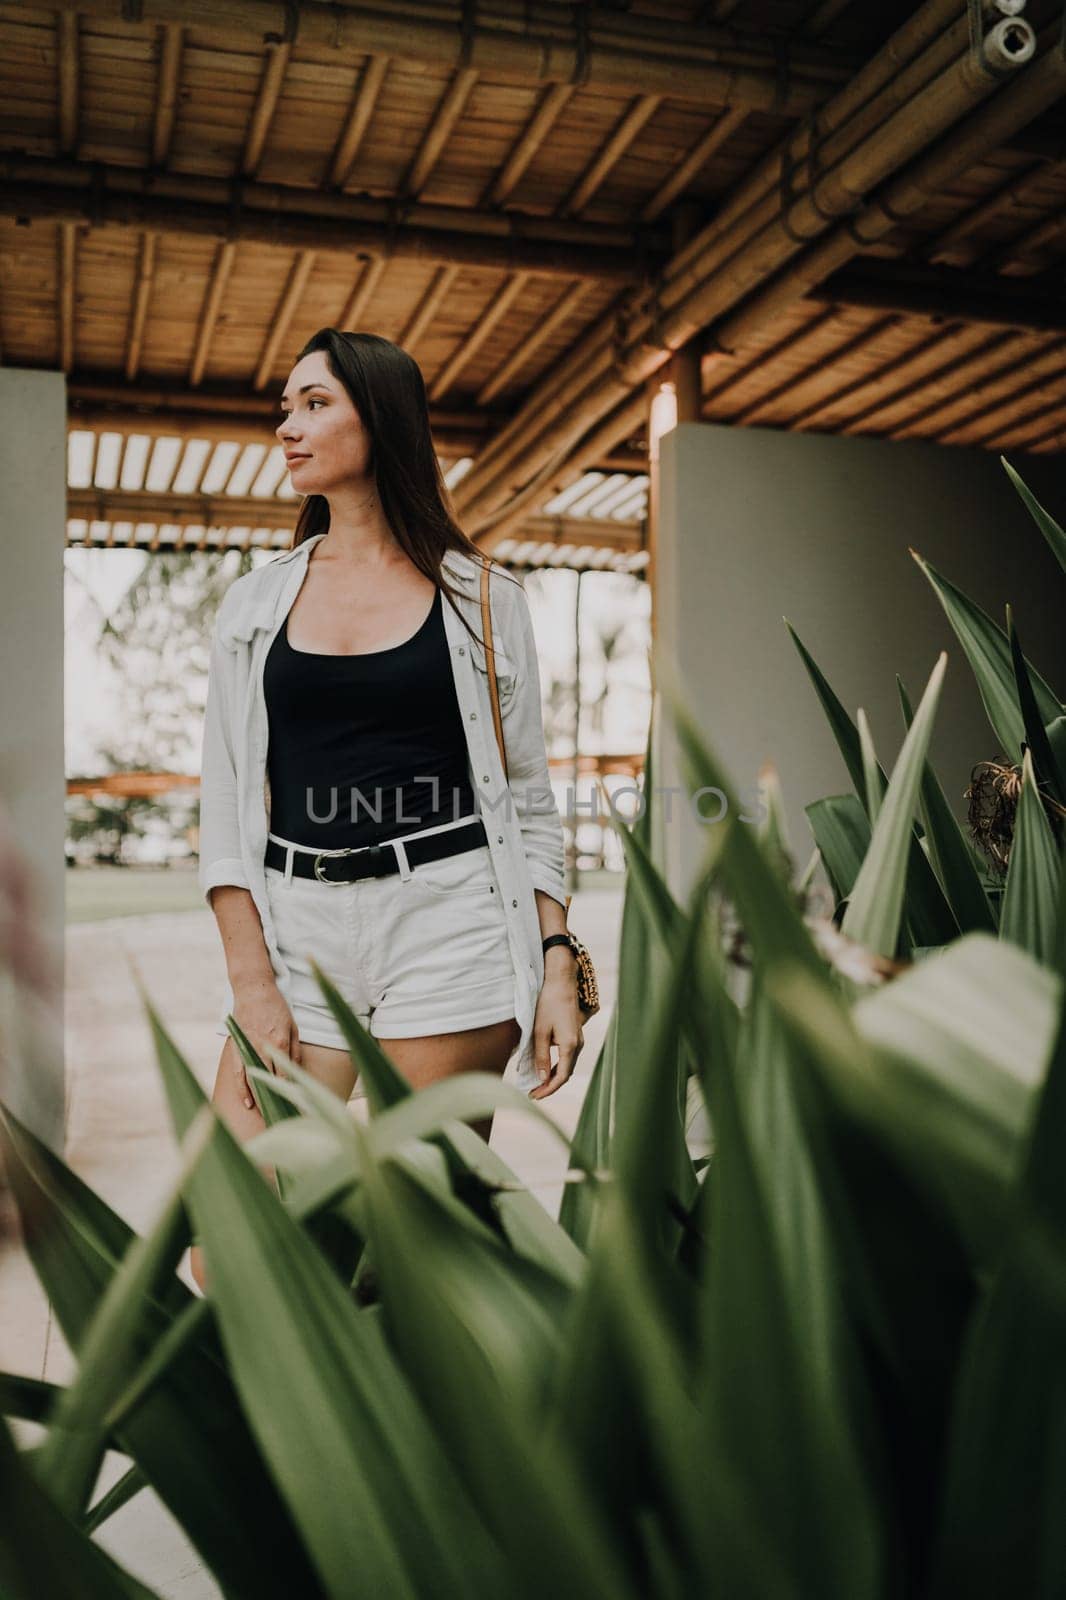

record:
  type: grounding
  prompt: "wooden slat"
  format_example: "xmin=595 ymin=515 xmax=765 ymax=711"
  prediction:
xmin=124 ymin=229 xmax=156 ymax=380
xmin=400 ymin=262 xmax=459 ymax=355
xmin=243 ymin=40 xmax=290 ymax=177
xmin=0 ymin=156 xmax=654 ymax=282
xmin=152 ymin=23 xmax=183 ymax=166
xmin=253 ymin=248 xmax=317 ymax=388
xmin=189 ymin=239 xmax=236 ymax=386
xmin=330 ymin=54 xmax=388 ymax=188
xmin=429 ymin=271 xmax=528 ymax=400
xmin=487 ymin=83 xmax=573 ymax=206
xmin=57 ymin=10 xmax=79 ymax=154
xmin=477 ymin=280 xmax=587 ymax=405
xmin=339 ymin=254 xmax=387 ymax=328
xmin=641 ymin=108 xmax=746 ymax=222
xmin=560 ymin=94 xmax=660 ymax=216
xmin=58 ymin=219 xmax=76 ymax=372
xmin=404 ymin=66 xmax=479 ymax=198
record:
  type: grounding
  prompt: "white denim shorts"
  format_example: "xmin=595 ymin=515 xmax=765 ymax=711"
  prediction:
xmin=214 ymin=815 xmax=517 ymax=1051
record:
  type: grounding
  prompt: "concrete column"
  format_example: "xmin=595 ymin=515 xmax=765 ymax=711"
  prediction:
xmin=0 ymin=369 xmax=67 ymax=1151
xmin=656 ymin=421 xmax=1066 ymax=903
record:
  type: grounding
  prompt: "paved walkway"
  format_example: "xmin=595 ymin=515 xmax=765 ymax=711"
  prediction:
xmin=0 ymin=883 xmax=622 ymax=1597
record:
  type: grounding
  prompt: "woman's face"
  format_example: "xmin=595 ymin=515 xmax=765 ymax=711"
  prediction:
xmin=276 ymin=350 xmax=372 ymax=493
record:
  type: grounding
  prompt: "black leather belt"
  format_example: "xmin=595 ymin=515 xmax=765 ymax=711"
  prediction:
xmin=264 ymin=817 xmax=488 ymax=884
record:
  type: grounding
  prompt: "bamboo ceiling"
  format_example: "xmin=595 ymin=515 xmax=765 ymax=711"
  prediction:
xmin=1 ymin=0 xmax=1064 ymax=568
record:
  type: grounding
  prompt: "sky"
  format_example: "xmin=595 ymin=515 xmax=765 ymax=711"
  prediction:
xmin=64 ymin=548 xmax=652 ymax=778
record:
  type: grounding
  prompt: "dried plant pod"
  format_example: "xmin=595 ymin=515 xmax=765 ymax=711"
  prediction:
xmin=967 ymin=756 xmax=1066 ymax=875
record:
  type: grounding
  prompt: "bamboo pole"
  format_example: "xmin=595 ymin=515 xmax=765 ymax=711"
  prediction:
xmin=925 ymin=159 xmax=1055 ymax=264
xmin=455 ymin=0 xmax=979 ymax=516
xmin=640 ymin=108 xmax=746 ymax=224
xmin=935 ymin=344 xmax=1066 ymax=443
xmin=189 ymin=241 xmax=237 ymax=388
xmin=560 ymin=95 xmax=661 ymax=217
xmin=480 ymin=1 xmax=968 ymax=485
xmin=472 ymin=392 xmax=647 ymax=548
xmin=836 ymin=327 xmax=1010 ymax=434
xmin=889 ymin=336 xmax=1049 ymax=438
xmin=475 ymin=281 xmax=589 ymax=406
xmin=486 ymin=84 xmax=573 ymax=207
xmin=53 ymin=0 xmax=852 ymax=113
xmin=57 ymin=11 xmax=78 ymax=155
xmin=0 ymin=155 xmax=658 ymax=282
xmin=329 ymin=55 xmax=390 ymax=189
xmin=243 ymin=39 xmax=290 ymax=177
xmin=702 ymin=305 xmax=839 ymax=411
xmin=663 ymin=0 xmax=968 ymax=300
xmin=340 ymin=254 xmax=387 ymax=328
xmin=883 ymin=334 xmax=1043 ymax=438
xmin=253 ymin=249 xmax=317 ymax=389
xmin=429 ymin=271 xmax=528 ymax=400
xmin=403 ymin=67 xmax=480 ymax=199
xmin=152 ymin=24 xmax=184 ymax=167
xmin=124 ymin=231 xmax=157 ymax=382
xmin=704 ymin=26 xmax=1051 ymax=354
xmin=59 ymin=221 xmax=76 ymax=374
xmin=400 ymin=263 xmax=460 ymax=355
xmin=728 ymin=314 xmax=900 ymax=427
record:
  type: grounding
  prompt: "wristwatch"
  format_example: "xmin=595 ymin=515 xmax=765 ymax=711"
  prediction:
xmin=542 ymin=933 xmax=577 ymax=958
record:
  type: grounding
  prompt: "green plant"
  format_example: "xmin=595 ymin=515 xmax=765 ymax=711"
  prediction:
xmin=1 ymin=464 xmax=1063 ymax=1597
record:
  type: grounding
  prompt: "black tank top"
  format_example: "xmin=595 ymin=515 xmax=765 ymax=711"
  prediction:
xmin=263 ymin=586 xmax=478 ymax=850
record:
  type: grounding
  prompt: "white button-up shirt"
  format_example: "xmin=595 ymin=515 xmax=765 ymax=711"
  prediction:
xmin=198 ymin=533 xmax=567 ymax=1091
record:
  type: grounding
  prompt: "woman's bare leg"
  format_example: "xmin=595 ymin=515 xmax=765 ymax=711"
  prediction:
xmin=189 ymin=1035 xmax=357 ymax=1291
xmin=188 ymin=1018 xmax=519 ymax=1291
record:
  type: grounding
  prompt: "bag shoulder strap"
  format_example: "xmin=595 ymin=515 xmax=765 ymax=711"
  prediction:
xmin=479 ymin=560 xmax=508 ymax=782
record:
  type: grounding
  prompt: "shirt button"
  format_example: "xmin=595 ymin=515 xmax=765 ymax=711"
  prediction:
xmin=497 ymin=835 xmax=503 ymax=843
xmin=470 ymin=711 xmax=477 ymax=720
xmin=482 ymin=775 xmax=490 ymax=783
xmin=458 ymin=647 xmax=466 ymax=656
xmin=512 ymin=898 xmax=518 ymax=907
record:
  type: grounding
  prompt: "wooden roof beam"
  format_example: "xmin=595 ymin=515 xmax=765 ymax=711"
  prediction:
xmin=65 ymin=489 xmax=642 ymax=555
xmin=403 ymin=67 xmax=479 ymax=199
xmin=329 ymin=56 xmax=389 ymax=189
xmin=189 ymin=242 xmax=237 ymax=387
xmin=253 ymin=248 xmax=317 ymax=389
xmin=400 ymin=263 xmax=460 ymax=357
xmin=0 ymin=155 xmax=661 ymax=284
xmin=485 ymin=85 xmax=573 ymax=208
xmin=243 ymin=39 xmax=291 ymax=177
xmin=560 ymin=95 xmax=661 ymax=217
xmin=811 ymin=261 xmax=1066 ymax=335
xmin=65 ymin=381 xmax=498 ymax=455
xmin=152 ymin=23 xmax=184 ymax=166
xmin=52 ymin=0 xmax=853 ymax=114
xmin=429 ymin=272 xmax=528 ymax=401
xmin=57 ymin=10 xmax=79 ymax=154
xmin=124 ymin=231 xmax=158 ymax=382
xmin=476 ymin=281 xmax=588 ymax=406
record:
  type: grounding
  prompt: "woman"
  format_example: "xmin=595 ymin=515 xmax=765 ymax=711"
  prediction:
xmin=192 ymin=329 xmax=582 ymax=1288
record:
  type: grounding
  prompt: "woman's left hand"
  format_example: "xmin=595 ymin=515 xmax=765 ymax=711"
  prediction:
xmin=529 ymin=957 xmax=584 ymax=1099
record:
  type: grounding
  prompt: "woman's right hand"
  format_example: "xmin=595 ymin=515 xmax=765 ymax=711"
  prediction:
xmin=231 ymin=977 xmax=303 ymax=1110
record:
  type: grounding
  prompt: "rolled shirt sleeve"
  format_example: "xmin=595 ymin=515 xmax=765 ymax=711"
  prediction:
xmin=499 ymin=580 xmax=568 ymax=910
xmin=197 ymin=624 xmax=250 ymax=906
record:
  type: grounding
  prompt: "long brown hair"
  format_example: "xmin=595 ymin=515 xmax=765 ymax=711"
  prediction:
xmin=287 ymin=328 xmax=518 ymax=647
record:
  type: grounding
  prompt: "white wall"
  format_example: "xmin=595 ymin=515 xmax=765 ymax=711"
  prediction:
xmin=656 ymin=422 xmax=1066 ymax=901
xmin=0 ymin=369 xmax=67 ymax=1150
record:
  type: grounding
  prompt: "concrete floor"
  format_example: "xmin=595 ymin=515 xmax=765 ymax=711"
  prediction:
xmin=0 ymin=883 xmax=622 ymax=1597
